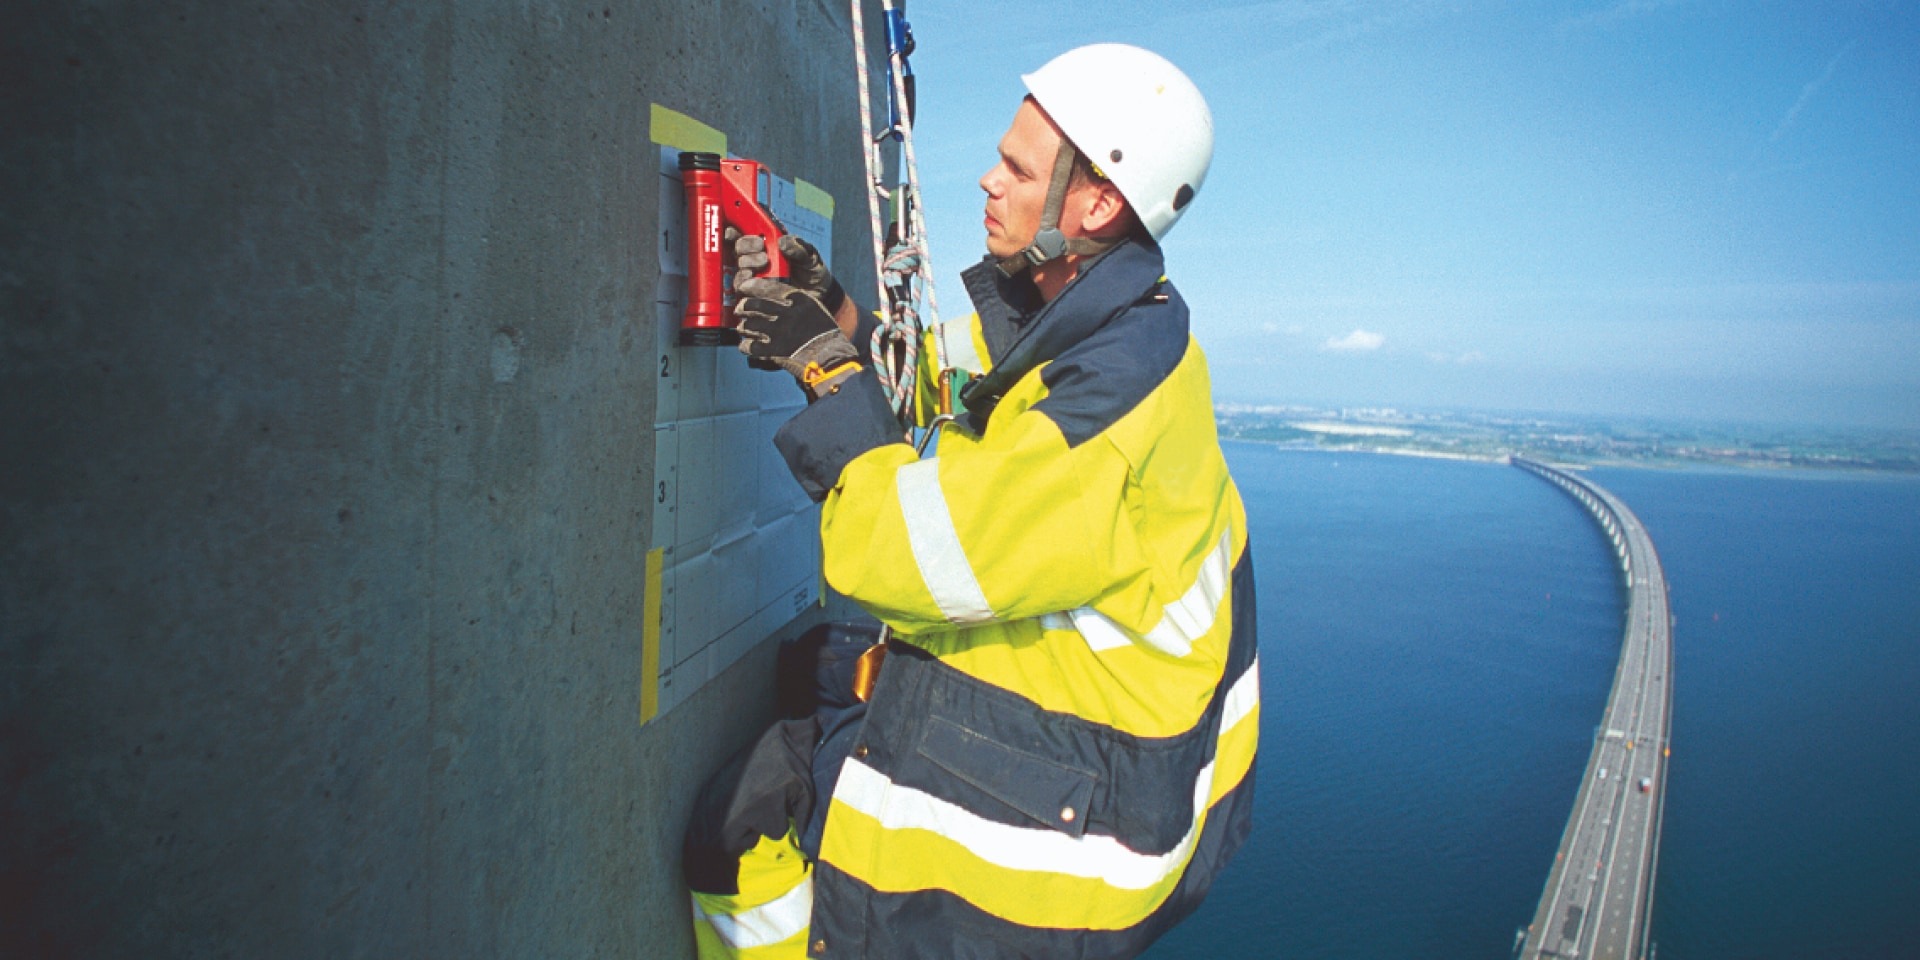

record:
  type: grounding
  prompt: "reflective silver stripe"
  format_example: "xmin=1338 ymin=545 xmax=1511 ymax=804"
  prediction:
xmin=1042 ymin=606 xmax=1155 ymax=653
xmin=829 ymin=661 xmax=1260 ymax=891
xmin=1068 ymin=607 xmax=1132 ymax=651
xmin=896 ymin=458 xmax=995 ymax=623
xmin=939 ymin=314 xmax=987 ymax=376
xmin=835 ymin=756 xmax=1207 ymax=890
xmin=689 ymin=875 xmax=813 ymax=950
xmin=1142 ymin=531 xmax=1234 ymax=656
xmin=1044 ymin=531 xmax=1235 ymax=657
xmin=1220 ymin=656 xmax=1260 ymax=731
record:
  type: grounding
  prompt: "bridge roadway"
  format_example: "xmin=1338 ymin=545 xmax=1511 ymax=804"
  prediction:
xmin=1513 ymin=458 xmax=1674 ymax=960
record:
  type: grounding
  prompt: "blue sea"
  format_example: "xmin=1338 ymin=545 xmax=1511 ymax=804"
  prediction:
xmin=1144 ymin=443 xmax=1920 ymax=959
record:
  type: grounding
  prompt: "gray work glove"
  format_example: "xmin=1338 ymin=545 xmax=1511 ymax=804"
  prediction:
xmin=728 ymin=230 xmax=847 ymax=318
xmin=734 ymin=278 xmax=861 ymax=400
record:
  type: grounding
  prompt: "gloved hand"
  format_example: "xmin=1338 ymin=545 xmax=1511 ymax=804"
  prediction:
xmin=735 ymin=278 xmax=862 ymax=400
xmin=728 ymin=229 xmax=847 ymax=317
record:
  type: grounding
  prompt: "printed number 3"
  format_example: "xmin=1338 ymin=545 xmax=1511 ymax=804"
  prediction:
xmin=658 ymin=481 xmax=667 ymax=504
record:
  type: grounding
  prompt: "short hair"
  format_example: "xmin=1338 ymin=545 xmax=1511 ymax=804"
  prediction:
xmin=1068 ymin=152 xmax=1148 ymax=242
xmin=1067 ymin=150 xmax=1106 ymax=190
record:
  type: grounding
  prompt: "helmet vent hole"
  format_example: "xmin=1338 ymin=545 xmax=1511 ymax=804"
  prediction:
xmin=1110 ymin=149 xmax=1123 ymax=163
xmin=1173 ymin=184 xmax=1194 ymax=210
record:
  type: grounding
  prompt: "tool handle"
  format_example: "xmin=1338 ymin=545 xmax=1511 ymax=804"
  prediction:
xmin=717 ymin=159 xmax=790 ymax=282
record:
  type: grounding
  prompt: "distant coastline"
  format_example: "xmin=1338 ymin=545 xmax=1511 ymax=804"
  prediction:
xmin=1216 ymin=405 xmax=1920 ymax=475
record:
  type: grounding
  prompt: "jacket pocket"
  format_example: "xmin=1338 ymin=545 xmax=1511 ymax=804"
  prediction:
xmin=916 ymin=715 xmax=1099 ymax=838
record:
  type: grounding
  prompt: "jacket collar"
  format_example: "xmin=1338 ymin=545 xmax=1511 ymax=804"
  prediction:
xmin=957 ymin=237 xmax=1166 ymax=419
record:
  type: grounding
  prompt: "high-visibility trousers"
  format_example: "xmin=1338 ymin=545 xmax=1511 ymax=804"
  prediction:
xmin=684 ymin=622 xmax=877 ymax=959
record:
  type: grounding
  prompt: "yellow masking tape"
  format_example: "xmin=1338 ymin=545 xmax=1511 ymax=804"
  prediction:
xmin=649 ymin=104 xmax=727 ymax=157
xmin=641 ymin=546 xmax=664 ymax=724
xmin=794 ymin=178 xmax=836 ymax=220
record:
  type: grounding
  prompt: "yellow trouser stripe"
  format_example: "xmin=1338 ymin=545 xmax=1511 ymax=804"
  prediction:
xmin=692 ymin=923 xmax=810 ymax=960
xmin=819 ymin=661 xmax=1260 ymax=930
xmin=821 ymin=769 xmax=1199 ymax=929
xmin=692 ymin=877 xmax=813 ymax=951
xmin=690 ymin=829 xmax=813 ymax=959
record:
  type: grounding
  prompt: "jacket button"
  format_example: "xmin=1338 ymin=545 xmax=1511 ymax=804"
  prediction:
xmin=853 ymin=745 xmax=868 ymax=759
xmin=812 ymin=939 xmax=827 ymax=954
xmin=1060 ymin=806 xmax=1076 ymax=823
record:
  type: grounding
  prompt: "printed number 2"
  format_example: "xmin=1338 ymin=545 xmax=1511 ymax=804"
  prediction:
xmin=660 ymin=354 xmax=671 ymax=378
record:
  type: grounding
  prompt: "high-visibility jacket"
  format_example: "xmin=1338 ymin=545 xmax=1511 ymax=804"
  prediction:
xmin=771 ymin=237 xmax=1258 ymax=959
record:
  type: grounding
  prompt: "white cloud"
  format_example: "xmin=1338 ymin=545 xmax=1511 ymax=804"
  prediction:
xmin=1324 ymin=329 xmax=1385 ymax=352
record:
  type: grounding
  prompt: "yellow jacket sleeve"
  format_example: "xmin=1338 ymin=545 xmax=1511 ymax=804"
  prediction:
xmin=820 ymin=400 xmax=1146 ymax=636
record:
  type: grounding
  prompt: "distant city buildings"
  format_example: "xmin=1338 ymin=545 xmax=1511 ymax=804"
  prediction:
xmin=1213 ymin=405 xmax=1920 ymax=473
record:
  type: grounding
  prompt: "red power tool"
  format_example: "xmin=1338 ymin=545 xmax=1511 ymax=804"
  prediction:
xmin=678 ymin=151 xmax=791 ymax=346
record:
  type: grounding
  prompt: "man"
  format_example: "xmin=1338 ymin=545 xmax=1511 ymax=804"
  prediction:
xmin=683 ymin=44 xmax=1258 ymax=960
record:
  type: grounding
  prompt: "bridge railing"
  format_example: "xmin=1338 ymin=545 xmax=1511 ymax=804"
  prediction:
xmin=1511 ymin=456 xmax=1632 ymax=581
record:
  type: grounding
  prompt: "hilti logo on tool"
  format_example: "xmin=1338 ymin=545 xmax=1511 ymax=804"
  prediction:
xmin=702 ymin=202 xmax=721 ymax=255
xmin=677 ymin=151 xmax=790 ymax=347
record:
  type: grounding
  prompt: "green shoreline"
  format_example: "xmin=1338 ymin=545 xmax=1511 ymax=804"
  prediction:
xmin=1222 ymin=438 xmax=1920 ymax=478
xmin=1215 ymin=407 xmax=1920 ymax=476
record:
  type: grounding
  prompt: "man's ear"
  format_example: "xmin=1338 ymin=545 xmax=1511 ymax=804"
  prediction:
xmin=1080 ymin=181 xmax=1132 ymax=238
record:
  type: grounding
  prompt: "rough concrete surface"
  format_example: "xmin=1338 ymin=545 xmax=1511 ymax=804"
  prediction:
xmin=1 ymin=2 xmax=890 ymax=956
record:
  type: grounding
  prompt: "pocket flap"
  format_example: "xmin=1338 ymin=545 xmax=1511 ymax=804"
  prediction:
xmin=917 ymin=715 xmax=1098 ymax=838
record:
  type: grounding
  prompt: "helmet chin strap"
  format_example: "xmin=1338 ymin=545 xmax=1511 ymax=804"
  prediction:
xmin=995 ymin=139 xmax=1120 ymax=278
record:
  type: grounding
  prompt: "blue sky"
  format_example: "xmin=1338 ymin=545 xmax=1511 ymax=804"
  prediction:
xmin=892 ymin=0 xmax=1919 ymax=430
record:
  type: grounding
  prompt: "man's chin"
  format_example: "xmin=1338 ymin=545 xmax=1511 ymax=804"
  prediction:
xmin=984 ymin=237 xmax=1021 ymax=261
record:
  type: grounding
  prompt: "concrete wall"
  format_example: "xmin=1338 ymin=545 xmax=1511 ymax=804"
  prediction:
xmin=0 ymin=2 xmax=886 ymax=956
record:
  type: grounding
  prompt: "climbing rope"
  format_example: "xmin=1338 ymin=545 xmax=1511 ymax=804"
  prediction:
xmin=849 ymin=0 xmax=945 ymax=426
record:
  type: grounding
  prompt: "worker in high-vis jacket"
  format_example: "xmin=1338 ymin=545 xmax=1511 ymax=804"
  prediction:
xmin=682 ymin=44 xmax=1258 ymax=960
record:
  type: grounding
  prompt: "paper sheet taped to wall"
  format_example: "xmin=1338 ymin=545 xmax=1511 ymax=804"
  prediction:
xmin=646 ymin=112 xmax=835 ymax=721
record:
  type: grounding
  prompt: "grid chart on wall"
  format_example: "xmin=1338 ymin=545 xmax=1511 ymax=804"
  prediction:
xmin=647 ymin=139 xmax=833 ymax=721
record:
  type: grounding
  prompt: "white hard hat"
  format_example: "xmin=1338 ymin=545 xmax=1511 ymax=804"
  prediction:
xmin=1022 ymin=44 xmax=1214 ymax=242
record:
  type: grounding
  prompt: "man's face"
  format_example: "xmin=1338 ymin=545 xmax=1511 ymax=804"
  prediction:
xmin=979 ymin=99 xmax=1066 ymax=260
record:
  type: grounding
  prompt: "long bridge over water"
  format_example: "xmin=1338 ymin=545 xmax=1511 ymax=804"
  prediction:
xmin=1513 ymin=458 xmax=1675 ymax=960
